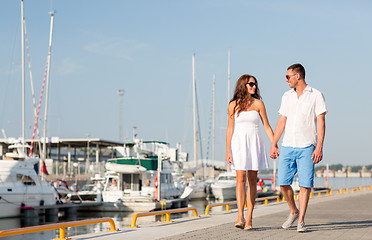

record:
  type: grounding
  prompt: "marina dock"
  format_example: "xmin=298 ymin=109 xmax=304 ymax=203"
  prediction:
xmin=71 ymin=188 xmax=372 ymax=240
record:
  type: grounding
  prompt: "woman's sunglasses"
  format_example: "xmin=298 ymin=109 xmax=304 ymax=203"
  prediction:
xmin=247 ymin=82 xmax=256 ymax=87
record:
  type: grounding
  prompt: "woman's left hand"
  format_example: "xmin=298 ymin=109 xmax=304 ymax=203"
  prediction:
xmin=226 ymin=152 xmax=233 ymax=165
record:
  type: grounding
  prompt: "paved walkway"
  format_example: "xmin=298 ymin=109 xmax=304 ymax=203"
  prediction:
xmin=74 ymin=189 xmax=372 ymax=240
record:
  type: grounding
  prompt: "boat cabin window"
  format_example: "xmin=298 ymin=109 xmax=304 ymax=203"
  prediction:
xmin=160 ymin=173 xmax=173 ymax=184
xmin=107 ymin=178 xmax=119 ymax=190
xmin=218 ymin=176 xmax=236 ymax=181
xmin=122 ymin=173 xmax=141 ymax=191
xmin=17 ymin=174 xmax=36 ymax=185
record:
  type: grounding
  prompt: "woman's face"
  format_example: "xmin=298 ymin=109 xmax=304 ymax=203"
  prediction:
xmin=246 ymin=77 xmax=257 ymax=95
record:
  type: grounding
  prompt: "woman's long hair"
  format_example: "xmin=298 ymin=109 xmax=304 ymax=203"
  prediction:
xmin=229 ymin=74 xmax=261 ymax=116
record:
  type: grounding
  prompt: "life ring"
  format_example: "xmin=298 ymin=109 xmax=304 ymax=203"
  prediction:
xmin=154 ymin=177 xmax=158 ymax=188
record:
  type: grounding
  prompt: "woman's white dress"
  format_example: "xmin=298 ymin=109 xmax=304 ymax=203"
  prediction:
xmin=231 ymin=111 xmax=269 ymax=170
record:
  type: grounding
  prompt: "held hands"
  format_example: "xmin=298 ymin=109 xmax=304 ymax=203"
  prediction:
xmin=312 ymin=147 xmax=323 ymax=164
xmin=226 ymin=152 xmax=233 ymax=165
xmin=270 ymin=144 xmax=279 ymax=159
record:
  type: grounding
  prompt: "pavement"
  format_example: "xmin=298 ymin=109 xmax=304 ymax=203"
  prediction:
xmin=73 ymin=188 xmax=372 ymax=240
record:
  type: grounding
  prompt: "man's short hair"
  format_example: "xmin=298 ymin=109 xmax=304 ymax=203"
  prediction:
xmin=288 ymin=63 xmax=305 ymax=79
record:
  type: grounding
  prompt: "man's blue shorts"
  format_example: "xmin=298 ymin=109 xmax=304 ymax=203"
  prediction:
xmin=278 ymin=145 xmax=315 ymax=188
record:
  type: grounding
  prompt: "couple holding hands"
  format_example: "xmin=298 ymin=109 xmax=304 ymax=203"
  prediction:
xmin=226 ymin=63 xmax=327 ymax=232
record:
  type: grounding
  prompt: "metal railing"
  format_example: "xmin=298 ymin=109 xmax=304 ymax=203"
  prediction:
xmin=128 ymin=207 xmax=199 ymax=228
xmin=202 ymin=201 xmax=237 ymax=216
xmin=256 ymin=195 xmax=281 ymax=205
xmin=205 ymin=185 xmax=372 ymax=216
xmin=203 ymin=195 xmax=281 ymax=216
xmin=0 ymin=217 xmax=119 ymax=240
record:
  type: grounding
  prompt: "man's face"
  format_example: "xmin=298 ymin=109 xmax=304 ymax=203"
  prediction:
xmin=285 ymin=69 xmax=298 ymax=88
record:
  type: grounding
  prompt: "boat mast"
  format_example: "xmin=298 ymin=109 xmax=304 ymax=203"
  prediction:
xmin=21 ymin=0 xmax=25 ymax=143
xmin=42 ymin=11 xmax=55 ymax=161
xmin=211 ymin=73 xmax=216 ymax=178
xmin=192 ymin=53 xmax=198 ymax=169
xmin=227 ymin=50 xmax=231 ymax=103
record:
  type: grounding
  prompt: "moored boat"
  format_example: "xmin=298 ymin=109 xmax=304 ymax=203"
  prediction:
xmin=0 ymin=142 xmax=59 ymax=218
xmin=211 ymin=171 xmax=237 ymax=200
xmin=82 ymin=138 xmax=188 ymax=212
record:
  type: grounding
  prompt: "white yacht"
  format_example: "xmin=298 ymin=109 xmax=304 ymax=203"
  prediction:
xmin=0 ymin=142 xmax=59 ymax=218
xmin=211 ymin=171 xmax=237 ymax=200
xmin=211 ymin=172 xmax=281 ymax=200
xmin=180 ymin=177 xmax=208 ymax=200
xmin=95 ymin=139 xmax=187 ymax=212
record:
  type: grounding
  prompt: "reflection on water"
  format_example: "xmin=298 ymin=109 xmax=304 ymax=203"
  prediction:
xmin=1 ymin=177 xmax=372 ymax=240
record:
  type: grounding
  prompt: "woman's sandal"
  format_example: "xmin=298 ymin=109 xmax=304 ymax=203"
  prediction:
xmin=244 ymin=225 xmax=253 ymax=230
xmin=235 ymin=222 xmax=245 ymax=229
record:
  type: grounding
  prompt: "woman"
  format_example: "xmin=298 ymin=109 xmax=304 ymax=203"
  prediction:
xmin=226 ymin=74 xmax=274 ymax=230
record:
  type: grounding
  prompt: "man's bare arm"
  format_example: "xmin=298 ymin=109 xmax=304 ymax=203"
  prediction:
xmin=312 ymin=113 xmax=326 ymax=164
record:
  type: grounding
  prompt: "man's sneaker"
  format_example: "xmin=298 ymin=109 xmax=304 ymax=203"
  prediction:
xmin=282 ymin=212 xmax=299 ymax=229
xmin=297 ymin=222 xmax=307 ymax=232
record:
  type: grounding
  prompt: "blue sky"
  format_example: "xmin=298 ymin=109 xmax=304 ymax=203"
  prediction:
xmin=1 ymin=0 xmax=371 ymax=166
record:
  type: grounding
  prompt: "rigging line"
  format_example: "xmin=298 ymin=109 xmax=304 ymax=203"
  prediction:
xmin=0 ymin=196 xmax=21 ymax=206
xmin=0 ymin=11 xmax=21 ymax=128
xmin=29 ymin=58 xmax=49 ymax=157
xmin=182 ymin=73 xmax=193 ymax=151
xmin=195 ymin=83 xmax=203 ymax=160
xmin=205 ymin=91 xmax=214 ymax=161
xmin=23 ymin=18 xmax=37 ymax=118
xmin=24 ymin=18 xmax=43 ymax=154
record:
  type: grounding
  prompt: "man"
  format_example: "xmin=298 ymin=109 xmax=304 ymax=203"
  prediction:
xmin=270 ymin=63 xmax=327 ymax=232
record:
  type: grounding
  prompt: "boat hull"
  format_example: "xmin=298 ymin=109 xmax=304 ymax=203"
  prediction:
xmin=0 ymin=190 xmax=57 ymax=218
xmin=211 ymin=185 xmax=236 ymax=200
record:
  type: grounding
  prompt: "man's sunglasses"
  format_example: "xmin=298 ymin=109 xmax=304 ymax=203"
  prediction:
xmin=247 ymin=82 xmax=256 ymax=87
xmin=286 ymin=74 xmax=296 ymax=80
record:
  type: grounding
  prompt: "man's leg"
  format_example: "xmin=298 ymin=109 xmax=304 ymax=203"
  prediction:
xmin=236 ymin=170 xmax=247 ymax=224
xmin=298 ymin=186 xmax=311 ymax=223
xmin=281 ymin=185 xmax=298 ymax=215
xmin=296 ymin=145 xmax=316 ymax=232
xmin=278 ymin=146 xmax=299 ymax=229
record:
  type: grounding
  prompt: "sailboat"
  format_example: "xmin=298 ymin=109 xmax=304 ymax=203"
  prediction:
xmin=181 ymin=54 xmax=209 ymax=200
xmin=0 ymin=0 xmax=59 ymax=218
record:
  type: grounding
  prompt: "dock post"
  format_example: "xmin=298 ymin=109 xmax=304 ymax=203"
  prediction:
xmin=46 ymin=208 xmax=59 ymax=222
xmin=23 ymin=208 xmax=38 ymax=218
xmin=225 ymin=204 xmax=230 ymax=212
xmin=65 ymin=207 xmax=77 ymax=219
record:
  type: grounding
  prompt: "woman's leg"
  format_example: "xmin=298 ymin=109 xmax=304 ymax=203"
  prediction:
xmin=236 ymin=170 xmax=247 ymax=223
xmin=246 ymin=170 xmax=258 ymax=226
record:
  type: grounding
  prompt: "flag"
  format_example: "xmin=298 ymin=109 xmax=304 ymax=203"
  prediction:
xmin=41 ymin=160 xmax=49 ymax=175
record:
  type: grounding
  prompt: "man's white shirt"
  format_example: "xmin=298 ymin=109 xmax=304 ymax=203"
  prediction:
xmin=279 ymin=85 xmax=327 ymax=148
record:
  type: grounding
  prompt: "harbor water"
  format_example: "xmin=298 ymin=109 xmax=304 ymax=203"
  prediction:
xmin=1 ymin=176 xmax=372 ymax=240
